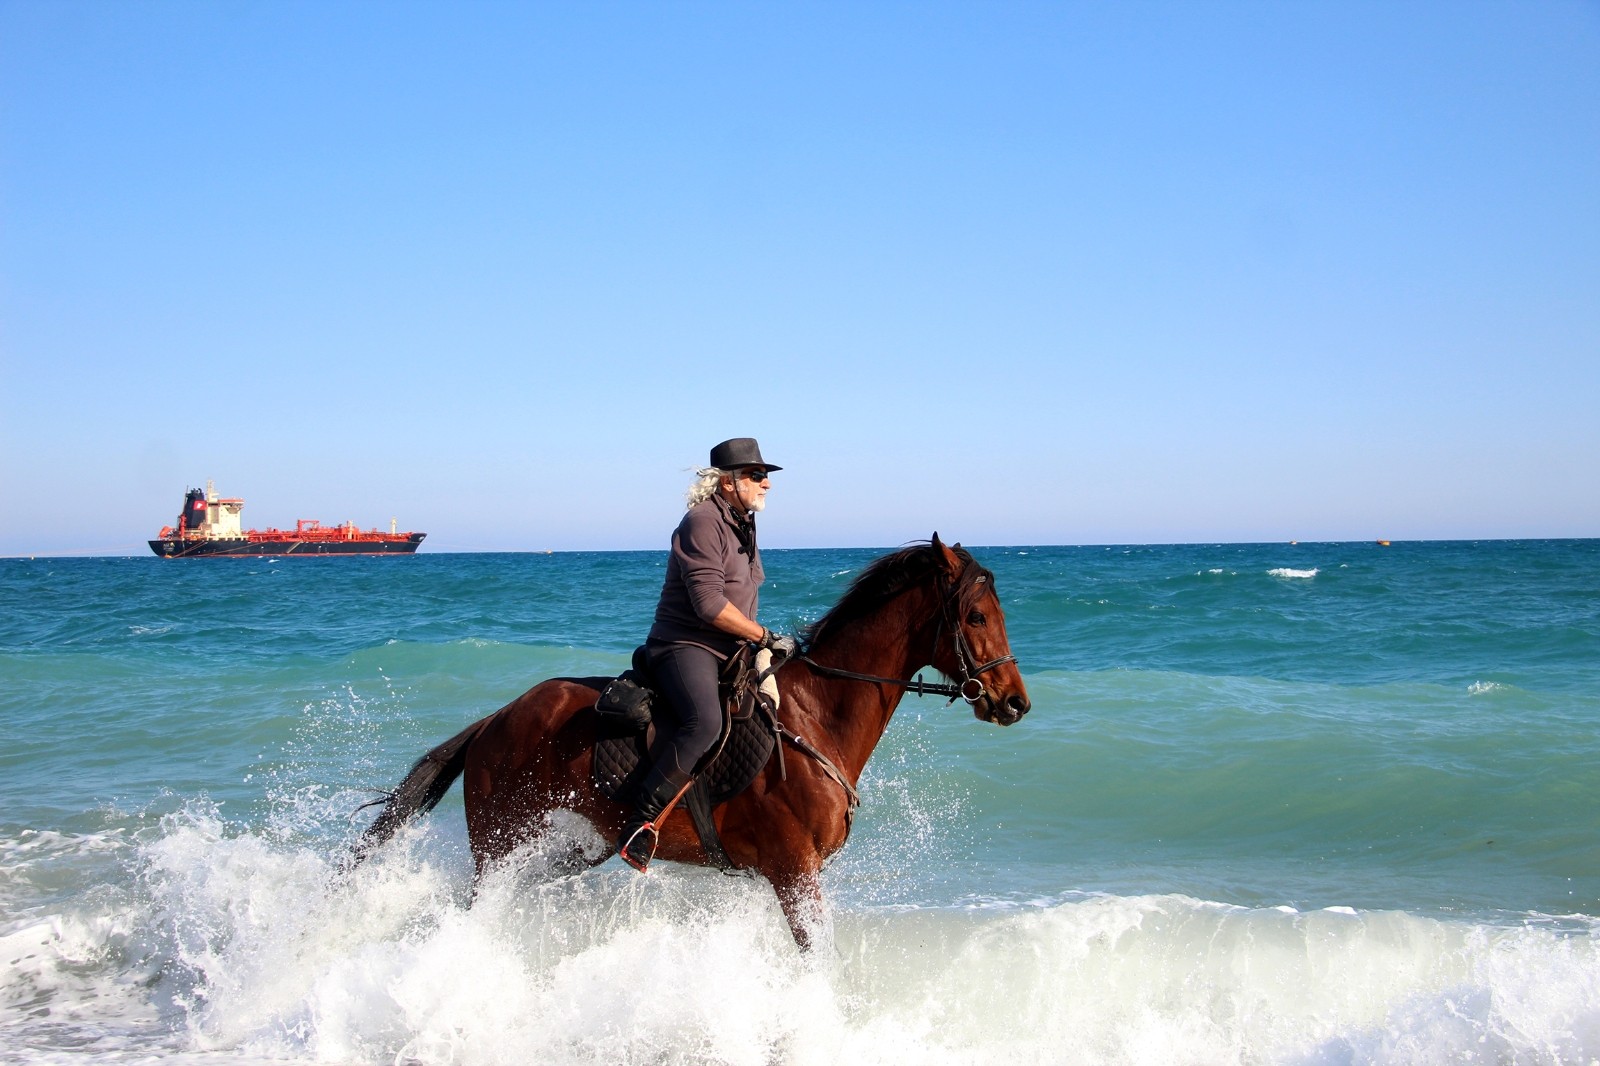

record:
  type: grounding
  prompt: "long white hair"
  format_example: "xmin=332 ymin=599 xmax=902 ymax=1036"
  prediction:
xmin=684 ymin=467 xmax=729 ymax=508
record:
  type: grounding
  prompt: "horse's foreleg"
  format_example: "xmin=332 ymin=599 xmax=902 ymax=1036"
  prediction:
xmin=770 ymin=868 xmax=826 ymax=951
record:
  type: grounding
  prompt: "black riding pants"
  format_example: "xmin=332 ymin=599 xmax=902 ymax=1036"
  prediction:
xmin=642 ymin=641 xmax=724 ymax=778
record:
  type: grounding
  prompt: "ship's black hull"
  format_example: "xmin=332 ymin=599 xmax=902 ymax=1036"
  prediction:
xmin=148 ymin=534 xmax=425 ymax=558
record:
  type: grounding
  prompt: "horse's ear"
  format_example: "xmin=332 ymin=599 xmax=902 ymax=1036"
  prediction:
xmin=930 ymin=533 xmax=962 ymax=577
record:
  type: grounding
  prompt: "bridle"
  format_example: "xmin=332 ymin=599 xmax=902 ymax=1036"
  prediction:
xmin=795 ymin=561 xmax=1017 ymax=705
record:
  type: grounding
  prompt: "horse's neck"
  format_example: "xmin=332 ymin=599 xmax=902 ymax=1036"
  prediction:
xmin=795 ymin=588 xmax=936 ymax=780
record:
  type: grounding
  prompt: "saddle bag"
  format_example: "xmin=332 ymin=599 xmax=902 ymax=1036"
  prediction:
xmin=596 ymin=672 xmax=652 ymax=727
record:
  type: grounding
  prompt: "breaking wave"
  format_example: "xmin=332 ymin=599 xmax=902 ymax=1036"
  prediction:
xmin=4 ymin=800 xmax=1598 ymax=1066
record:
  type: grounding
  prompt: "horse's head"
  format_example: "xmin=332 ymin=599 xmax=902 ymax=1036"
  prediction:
xmin=929 ymin=534 xmax=1031 ymax=726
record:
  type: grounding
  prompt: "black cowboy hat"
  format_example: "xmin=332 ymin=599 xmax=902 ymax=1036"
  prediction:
xmin=710 ymin=438 xmax=781 ymax=472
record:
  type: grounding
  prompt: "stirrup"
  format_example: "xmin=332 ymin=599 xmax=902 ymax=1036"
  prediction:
xmin=617 ymin=821 xmax=659 ymax=873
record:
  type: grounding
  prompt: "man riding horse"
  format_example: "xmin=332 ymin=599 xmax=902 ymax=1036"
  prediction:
xmin=348 ymin=439 xmax=1031 ymax=948
xmin=618 ymin=437 xmax=798 ymax=871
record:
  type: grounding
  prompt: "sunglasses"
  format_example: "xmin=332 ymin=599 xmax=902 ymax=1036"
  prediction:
xmin=741 ymin=469 xmax=771 ymax=482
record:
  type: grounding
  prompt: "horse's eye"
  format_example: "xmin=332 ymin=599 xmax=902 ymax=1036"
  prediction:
xmin=967 ymin=609 xmax=986 ymax=627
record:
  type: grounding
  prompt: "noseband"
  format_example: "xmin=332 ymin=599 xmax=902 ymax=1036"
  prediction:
xmin=797 ymin=562 xmax=1017 ymax=705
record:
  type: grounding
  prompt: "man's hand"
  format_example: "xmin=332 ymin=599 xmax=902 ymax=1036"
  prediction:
xmin=761 ymin=629 xmax=798 ymax=659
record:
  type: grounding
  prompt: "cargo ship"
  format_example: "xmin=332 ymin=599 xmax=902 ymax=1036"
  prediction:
xmin=149 ymin=481 xmax=425 ymax=558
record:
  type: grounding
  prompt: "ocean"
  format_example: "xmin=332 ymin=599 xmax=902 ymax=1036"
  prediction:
xmin=1 ymin=540 xmax=1596 ymax=1065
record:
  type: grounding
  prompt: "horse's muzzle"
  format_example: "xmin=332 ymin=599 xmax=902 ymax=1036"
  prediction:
xmin=976 ymin=692 xmax=1030 ymax=726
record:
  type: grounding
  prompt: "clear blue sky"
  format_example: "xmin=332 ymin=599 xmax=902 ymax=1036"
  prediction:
xmin=3 ymin=1 xmax=1597 ymax=554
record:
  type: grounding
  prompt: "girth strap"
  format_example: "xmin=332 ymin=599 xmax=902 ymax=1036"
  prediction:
xmin=677 ymin=702 xmax=862 ymax=873
xmin=683 ymin=777 xmax=735 ymax=871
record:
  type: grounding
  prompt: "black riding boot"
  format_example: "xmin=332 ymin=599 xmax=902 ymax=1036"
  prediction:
xmin=617 ymin=762 xmax=693 ymax=873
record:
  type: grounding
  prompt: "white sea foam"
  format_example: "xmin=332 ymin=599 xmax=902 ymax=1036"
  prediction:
xmin=0 ymin=828 xmax=170 ymax=1059
xmin=1269 ymin=567 xmax=1319 ymax=579
xmin=0 ymin=827 xmax=126 ymax=864
xmin=1469 ymin=680 xmax=1507 ymax=695
xmin=7 ymin=805 xmax=1598 ymax=1066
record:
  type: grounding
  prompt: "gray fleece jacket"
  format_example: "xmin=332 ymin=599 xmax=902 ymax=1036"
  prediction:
xmin=647 ymin=495 xmax=763 ymax=658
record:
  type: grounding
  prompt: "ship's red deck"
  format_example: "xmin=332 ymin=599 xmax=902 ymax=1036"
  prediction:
xmin=156 ymin=522 xmax=420 ymax=544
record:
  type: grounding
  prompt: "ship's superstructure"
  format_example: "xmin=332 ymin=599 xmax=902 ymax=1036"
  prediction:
xmin=149 ymin=481 xmax=425 ymax=558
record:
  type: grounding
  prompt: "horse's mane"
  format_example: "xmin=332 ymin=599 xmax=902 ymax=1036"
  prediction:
xmin=800 ymin=541 xmax=994 ymax=651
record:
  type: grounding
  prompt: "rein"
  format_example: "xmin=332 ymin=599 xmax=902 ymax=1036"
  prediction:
xmin=795 ymin=561 xmax=1016 ymax=705
xmin=792 ymin=658 xmax=971 ymax=701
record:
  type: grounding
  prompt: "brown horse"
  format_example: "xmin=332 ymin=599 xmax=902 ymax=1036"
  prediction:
xmin=350 ymin=535 xmax=1030 ymax=948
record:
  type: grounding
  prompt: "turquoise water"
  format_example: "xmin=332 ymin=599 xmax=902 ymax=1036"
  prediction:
xmin=2 ymin=541 xmax=1597 ymax=1063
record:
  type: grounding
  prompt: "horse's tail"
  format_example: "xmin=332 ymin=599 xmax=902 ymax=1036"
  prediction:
xmin=345 ymin=716 xmax=489 ymax=870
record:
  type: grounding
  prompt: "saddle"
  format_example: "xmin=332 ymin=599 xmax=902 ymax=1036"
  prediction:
xmin=590 ymin=644 xmax=779 ymax=869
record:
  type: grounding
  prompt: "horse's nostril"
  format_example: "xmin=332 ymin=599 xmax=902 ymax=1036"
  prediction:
xmin=1007 ymin=695 xmax=1030 ymax=717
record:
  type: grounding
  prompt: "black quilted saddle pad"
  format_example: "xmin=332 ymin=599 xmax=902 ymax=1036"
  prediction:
xmin=592 ymin=702 xmax=776 ymax=807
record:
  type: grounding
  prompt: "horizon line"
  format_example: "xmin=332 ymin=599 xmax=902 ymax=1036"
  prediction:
xmin=6 ymin=534 xmax=1598 ymax=561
